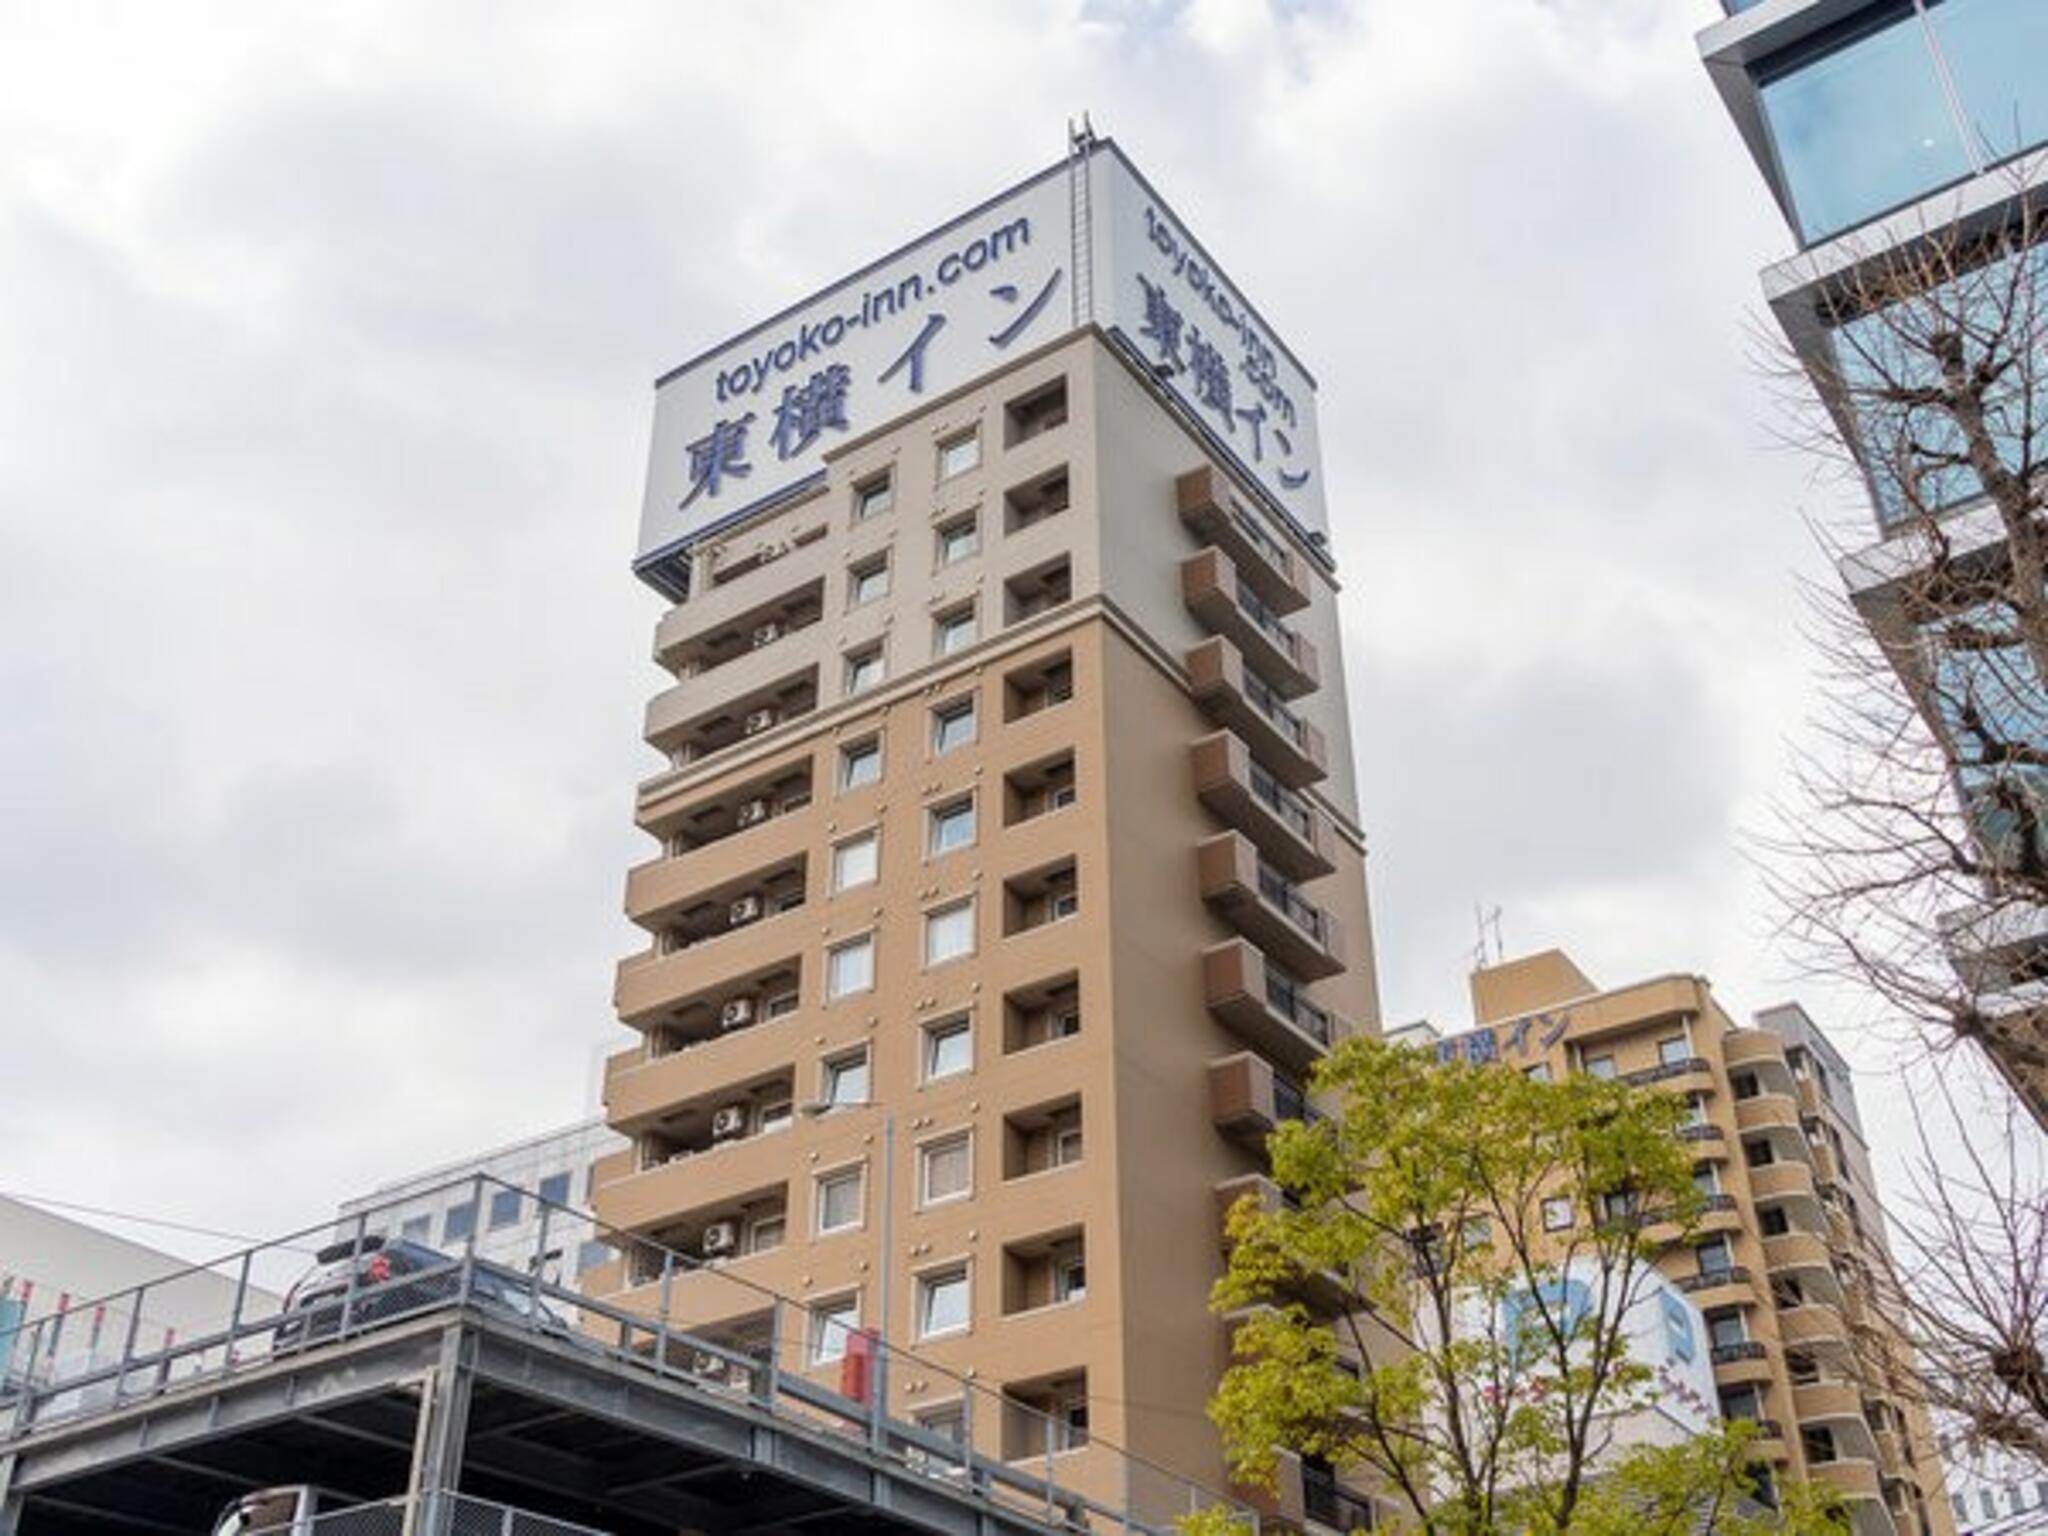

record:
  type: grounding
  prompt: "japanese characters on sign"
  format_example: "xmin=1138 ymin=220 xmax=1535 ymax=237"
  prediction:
xmin=637 ymin=141 xmax=1327 ymax=584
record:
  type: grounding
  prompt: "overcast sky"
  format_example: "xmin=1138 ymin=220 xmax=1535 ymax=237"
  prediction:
xmin=0 ymin=0 xmax=1996 ymax=1264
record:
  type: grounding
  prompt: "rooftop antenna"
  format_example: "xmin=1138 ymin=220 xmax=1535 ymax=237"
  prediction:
xmin=1473 ymin=904 xmax=1505 ymax=969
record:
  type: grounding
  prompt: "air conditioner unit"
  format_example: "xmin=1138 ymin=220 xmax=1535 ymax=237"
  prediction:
xmin=736 ymin=798 xmax=771 ymax=828
xmin=744 ymin=708 xmax=779 ymax=736
xmin=729 ymin=894 xmax=764 ymax=925
xmin=1049 ymin=784 xmax=1077 ymax=810
xmin=711 ymin=1104 xmax=749 ymax=1141
xmin=751 ymin=622 xmax=783 ymax=649
xmin=1050 ymin=891 xmax=1079 ymax=920
xmin=702 ymin=1220 xmax=740 ymax=1258
xmin=720 ymin=996 xmax=757 ymax=1030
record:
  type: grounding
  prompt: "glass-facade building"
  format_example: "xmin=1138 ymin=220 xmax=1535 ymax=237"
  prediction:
xmin=1699 ymin=0 xmax=2048 ymax=1124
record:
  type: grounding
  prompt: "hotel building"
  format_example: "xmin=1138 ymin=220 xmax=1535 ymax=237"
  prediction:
xmin=587 ymin=136 xmax=1382 ymax=1526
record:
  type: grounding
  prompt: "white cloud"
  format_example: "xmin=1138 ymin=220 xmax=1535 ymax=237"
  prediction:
xmin=0 ymin=0 xmax=1935 ymax=1254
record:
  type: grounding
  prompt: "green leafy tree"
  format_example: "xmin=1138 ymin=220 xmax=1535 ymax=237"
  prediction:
xmin=1193 ymin=1037 xmax=1846 ymax=1536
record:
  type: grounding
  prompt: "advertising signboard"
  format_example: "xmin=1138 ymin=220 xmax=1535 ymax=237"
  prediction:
xmin=636 ymin=139 xmax=1325 ymax=593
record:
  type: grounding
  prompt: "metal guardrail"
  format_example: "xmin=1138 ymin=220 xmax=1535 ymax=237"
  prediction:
xmin=240 ymin=1492 xmax=611 ymax=1536
xmin=0 ymin=1173 xmax=1255 ymax=1536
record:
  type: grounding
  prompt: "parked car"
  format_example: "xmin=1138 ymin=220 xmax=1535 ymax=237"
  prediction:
xmin=272 ymin=1235 xmax=578 ymax=1352
xmin=211 ymin=1487 xmax=400 ymax=1536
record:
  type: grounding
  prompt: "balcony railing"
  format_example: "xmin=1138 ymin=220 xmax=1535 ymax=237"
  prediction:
xmin=1266 ymin=968 xmax=1333 ymax=1045
xmin=1249 ymin=758 xmax=1316 ymax=843
xmin=1712 ymin=1340 xmax=1769 ymax=1365
xmin=1679 ymin=1265 xmax=1752 ymax=1293
xmin=1302 ymin=1468 xmax=1376 ymax=1532
xmin=1624 ymin=1056 xmax=1712 ymax=1086
xmin=1257 ymin=863 xmax=1330 ymax=946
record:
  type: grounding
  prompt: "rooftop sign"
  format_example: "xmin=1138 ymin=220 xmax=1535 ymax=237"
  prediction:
xmin=636 ymin=139 xmax=1326 ymax=591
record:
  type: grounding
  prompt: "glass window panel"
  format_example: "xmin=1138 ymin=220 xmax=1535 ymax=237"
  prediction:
xmin=825 ymin=1050 xmax=870 ymax=1106
xmin=443 ymin=1202 xmax=477 ymax=1243
xmin=925 ymin=1017 xmax=972 ymax=1079
xmin=846 ymin=648 xmax=885 ymax=694
xmin=489 ymin=1188 xmax=523 ymax=1230
xmin=827 ymin=936 xmax=875 ymax=999
xmin=925 ymin=901 xmax=975 ymax=965
xmin=930 ymin=798 xmax=975 ymax=854
xmin=537 ymin=1172 xmax=570 ymax=1207
xmin=938 ymin=516 xmax=980 ymax=566
xmin=833 ymin=832 xmax=880 ymax=891
xmin=855 ymin=476 xmax=894 ymax=521
xmin=817 ymin=1170 xmax=864 ymax=1233
xmin=936 ymin=608 xmax=978 ymax=656
xmin=1928 ymin=0 xmax=2048 ymax=163
xmin=810 ymin=1296 xmax=858 ymax=1360
xmin=921 ymin=1136 xmax=971 ymax=1202
xmin=934 ymin=699 xmax=977 ymax=754
xmin=938 ymin=433 xmax=980 ymax=479
xmin=841 ymin=739 xmax=882 ymax=789
xmin=1758 ymin=5 xmax=1971 ymax=242
xmin=919 ymin=1269 xmax=970 ymax=1336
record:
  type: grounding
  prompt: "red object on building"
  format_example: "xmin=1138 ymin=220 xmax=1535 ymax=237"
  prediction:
xmin=839 ymin=1328 xmax=878 ymax=1403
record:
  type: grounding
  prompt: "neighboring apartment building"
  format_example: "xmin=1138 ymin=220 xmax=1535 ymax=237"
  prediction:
xmin=1429 ymin=950 xmax=1952 ymax=1536
xmin=0 ymin=1196 xmax=282 ymax=1400
xmin=589 ymin=134 xmax=1382 ymax=1526
xmin=1940 ymin=1439 xmax=2048 ymax=1535
xmin=1696 ymin=0 xmax=2048 ymax=1123
xmin=332 ymin=1118 xmax=622 ymax=1287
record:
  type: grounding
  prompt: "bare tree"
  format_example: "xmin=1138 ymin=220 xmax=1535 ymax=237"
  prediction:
xmin=1761 ymin=168 xmax=2048 ymax=1467
xmin=1764 ymin=171 xmax=2048 ymax=1116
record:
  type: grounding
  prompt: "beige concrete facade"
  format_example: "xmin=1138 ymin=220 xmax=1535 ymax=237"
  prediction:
xmin=1465 ymin=951 xmax=1954 ymax=1536
xmin=595 ymin=330 xmax=1381 ymax=1525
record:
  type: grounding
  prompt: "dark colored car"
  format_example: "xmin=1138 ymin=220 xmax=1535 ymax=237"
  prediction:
xmin=273 ymin=1235 xmax=576 ymax=1351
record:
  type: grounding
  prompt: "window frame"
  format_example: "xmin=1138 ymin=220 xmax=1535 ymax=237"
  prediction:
xmin=839 ymin=736 xmax=883 ymax=791
xmin=919 ymin=1131 xmax=974 ymax=1207
xmin=935 ymin=511 xmax=981 ymax=567
xmin=826 ymin=932 xmax=876 ymax=1001
xmin=1541 ymin=1196 xmax=1574 ymax=1232
xmin=916 ymin=1263 xmax=972 ymax=1340
xmin=808 ymin=1293 xmax=860 ymax=1363
xmin=844 ymin=644 xmax=886 ymax=696
xmin=923 ymin=1013 xmax=973 ymax=1081
xmin=932 ymin=695 xmax=978 ymax=756
xmin=937 ymin=429 xmax=981 ymax=481
xmin=934 ymin=602 xmax=979 ymax=658
xmin=822 ymin=1047 xmax=871 ymax=1109
xmin=929 ymin=794 xmax=977 ymax=856
xmin=848 ymin=554 xmax=891 ymax=608
xmin=815 ymin=1165 xmax=867 ymax=1237
xmin=924 ymin=898 xmax=977 ymax=967
xmin=853 ymin=472 xmax=894 ymax=523
xmin=831 ymin=829 xmax=881 ymax=893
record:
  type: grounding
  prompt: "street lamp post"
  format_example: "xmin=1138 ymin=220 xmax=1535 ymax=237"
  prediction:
xmin=801 ymin=1099 xmax=894 ymax=1450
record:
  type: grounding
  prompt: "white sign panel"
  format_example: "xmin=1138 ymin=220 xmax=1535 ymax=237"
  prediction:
xmin=638 ymin=166 xmax=1076 ymax=570
xmin=1089 ymin=150 xmax=1328 ymax=541
xmin=636 ymin=140 xmax=1327 ymax=583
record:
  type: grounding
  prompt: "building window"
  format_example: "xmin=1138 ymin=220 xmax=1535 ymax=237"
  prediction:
xmin=918 ymin=1265 xmax=971 ymax=1339
xmin=849 ymin=555 xmax=890 ymax=608
xmin=576 ymin=1239 xmax=612 ymax=1276
xmin=1657 ymin=1036 xmax=1691 ymax=1066
xmin=1054 ymin=1252 xmax=1086 ymax=1302
xmin=832 ymin=831 xmax=880 ymax=892
xmin=929 ymin=796 xmax=976 ymax=855
xmin=1523 ymin=1063 xmax=1552 ymax=1084
xmin=840 ymin=737 xmax=883 ymax=790
xmin=1584 ymin=1053 xmax=1616 ymax=1080
xmin=924 ymin=1014 xmax=973 ymax=1080
xmin=934 ymin=603 xmax=978 ymax=657
xmin=401 ymin=1214 xmax=433 ymax=1244
xmin=853 ymin=473 xmax=893 ymax=522
xmin=1696 ymin=1234 xmax=1734 ymax=1278
xmin=933 ymin=696 xmax=977 ymax=755
xmin=823 ymin=1048 xmax=870 ymax=1108
xmin=920 ymin=1133 xmax=972 ymax=1205
xmin=816 ymin=1167 xmax=865 ymax=1235
xmin=936 ymin=512 xmax=980 ymax=567
xmin=537 ymin=1172 xmax=570 ymax=1208
xmin=1054 ymin=1123 xmax=1083 ymax=1167
xmin=938 ymin=430 xmax=980 ymax=480
xmin=845 ymin=646 xmax=886 ymax=695
xmin=1541 ymin=1196 xmax=1573 ymax=1232
xmin=925 ymin=900 xmax=976 ymax=966
xmin=1705 ymin=1307 xmax=1746 ymax=1350
xmin=809 ymin=1295 xmax=859 ymax=1362
xmin=489 ymin=1188 xmax=523 ymax=1231
xmin=826 ymin=934 xmax=875 ymax=999
xmin=443 ymin=1202 xmax=477 ymax=1244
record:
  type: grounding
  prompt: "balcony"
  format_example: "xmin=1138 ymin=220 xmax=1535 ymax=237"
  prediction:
xmin=638 ymin=763 xmax=814 ymax=867
xmin=1748 ymin=1161 xmax=1818 ymax=1204
xmin=1191 ymin=731 xmax=1336 ymax=880
xmin=1809 ymin=1458 xmax=1885 ymax=1507
xmin=1710 ymin=1339 xmax=1776 ymax=1387
xmin=654 ymin=577 xmax=824 ymax=681
xmin=1204 ymin=938 xmax=1343 ymax=1076
xmin=1187 ymin=636 xmax=1328 ymax=789
xmin=1210 ymin=1052 xmax=1320 ymax=1152
xmin=1793 ymin=1381 xmax=1868 ymax=1427
xmin=1763 ymin=1230 xmax=1838 ymax=1281
xmin=1623 ymin=1056 xmax=1716 ymax=1096
xmin=1723 ymin=1031 xmax=1791 ymax=1070
xmin=1777 ymin=1303 xmax=1850 ymax=1354
xmin=1733 ymin=1092 xmax=1801 ymax=1135
xmin=1182 ymin=548 xmax=1319 ymax=697
xmin=644 ymin=665 xmax=819 ymax=769
xmin=1215 ymin=1176 xmax=1351 ymax=1318
xmin=1677 ymin=1266 xmax=1756 ymax=1309
xmin=630 ymin=852 xmax=807 ymax=939
xmin=1198 ymin=833 xmax=1346 ymax=979
xmin=614 ymin=933 xmax=801 ymax=1033
xmin=600 ymin=1119 xmax=803 ymax=1236
xmin=1177 ymin=465 xmax=1311 ymax=615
